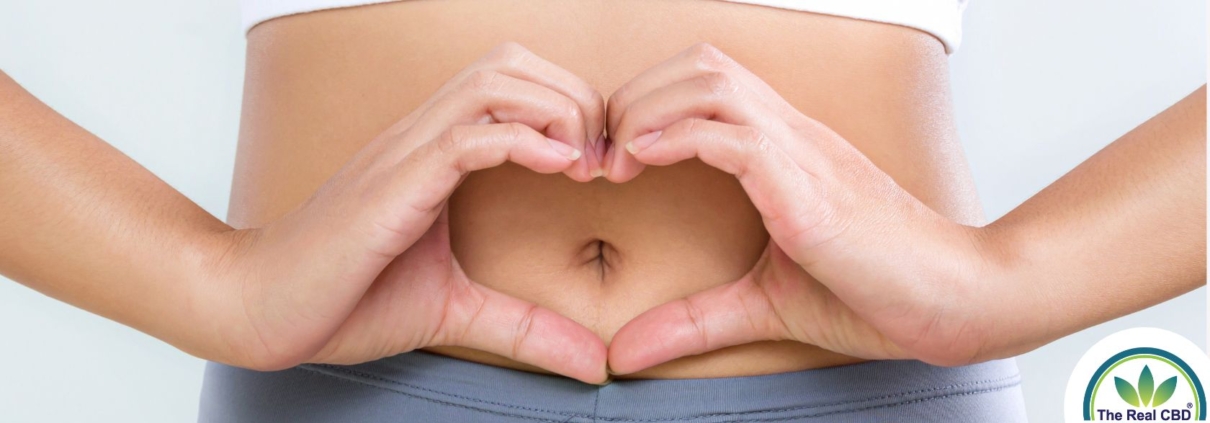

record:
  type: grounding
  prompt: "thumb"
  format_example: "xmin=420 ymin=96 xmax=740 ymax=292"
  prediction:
xmin=606 ymin=263 xmax=793 ymax=375
xmin=432 ymin=270 xmax=608 ymax=384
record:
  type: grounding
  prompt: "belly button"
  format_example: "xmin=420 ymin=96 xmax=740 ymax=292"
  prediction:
xmin=598 ymin=241 xmax=619 ymax=273
xmin=577 ymin=239 xmax=619 ymax=281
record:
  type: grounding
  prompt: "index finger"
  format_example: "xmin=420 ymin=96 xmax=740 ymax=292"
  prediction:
xmin=406 ymin=42 xmax=607 ymax=148
xmin=606 ymin=43 xmax=788 ymax=139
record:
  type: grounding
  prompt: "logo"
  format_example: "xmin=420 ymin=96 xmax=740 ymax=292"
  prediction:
xmin=1065 ymin=328 xmax=1210 ymax=421
xmin=1110 ymin=363 xmax=1181 ymax=409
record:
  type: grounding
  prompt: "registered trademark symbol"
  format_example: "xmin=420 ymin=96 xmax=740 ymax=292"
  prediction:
xmin=1189 ymin=402 xmax=1195 ymax=409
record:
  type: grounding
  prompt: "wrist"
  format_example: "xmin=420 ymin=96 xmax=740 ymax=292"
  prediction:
xmin=956 ymin=221 xmax=1037 ymax=361
xmin=893 ymin=220 xmax=1007 ymax=366
xmin=191 ymin=219 xmax=346 ymax=371
xmin=183 ymin=226 xmax=274 ymax=368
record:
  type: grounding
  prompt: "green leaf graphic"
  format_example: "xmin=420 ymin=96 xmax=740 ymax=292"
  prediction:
xmin=1116 ymin=377 xmax=1141 ymax=407
xmin=1152 ymin=377 xmax=1177 ymax=407
xmin=1140 ymin=366 xmax=1154 ymax=407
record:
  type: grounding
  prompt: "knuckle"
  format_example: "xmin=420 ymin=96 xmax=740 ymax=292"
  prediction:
xmin=740 ymin=126 xmax=770 ymax=150
xmin=464 ymin=69 xmax=502 ymax=93
xmin=698 ymin=71 xmax=738 ymax=98
xmin=717 ymin=126 xmax=766 ymax=176
xmin=681 ymin=298 xmax=711 ymax=349
xmin=589 ymin=90 xmax=607 ymax=113
xmin=438 ymin=283 xmax=488 ymax=347
xmin=501 ymin=121 xmax=529 ymax=143
xmin=487 ymin=41 xmax=531 ymax=68
xmin=511 ymin=304 xmax=540 ymax=359
xmin=606 ymin=86 xmax=627 ymax=115
xmin=663 ymin=117 xmax=703 ymax=141
xmin=585 ymin=90 xmax=607 ymax=121
xmin=435 ymin=125 xmax=470 ymax=157
xmin=689 ymin=42 xmax=734 ymax=70
xmin=741 ymin=128 xmax=773 ymax=167
xmin=561 ymin=100 xmax=584 ymax=125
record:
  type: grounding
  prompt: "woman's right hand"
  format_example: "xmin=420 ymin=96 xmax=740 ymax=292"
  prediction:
xmin=200 ymin=43 xmax=610 ymax=383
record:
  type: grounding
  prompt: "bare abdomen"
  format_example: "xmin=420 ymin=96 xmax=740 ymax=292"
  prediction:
xmin=229 ymin=0 xmax=982 ymax=378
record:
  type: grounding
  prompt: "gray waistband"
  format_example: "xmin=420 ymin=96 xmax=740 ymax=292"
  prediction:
xmin=298 ymin=351 xmax=1022 ymax=421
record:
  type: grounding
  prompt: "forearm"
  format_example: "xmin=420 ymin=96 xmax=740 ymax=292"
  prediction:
xmin=976 ymin=85 xmax=1207 ymax=358
xmin=600 ymin=44 xmax=1205 ymax=369
xmin=0 ymin=71 xmax=239 ymax=361
xmin=0 ymin=45 xmax=612 ymax=380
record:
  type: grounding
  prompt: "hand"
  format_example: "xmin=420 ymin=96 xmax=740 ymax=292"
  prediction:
xmin=204 ymin=43 xmax=609 ymax=383
xmin=604 ymin=44 xmax=994 ymax=374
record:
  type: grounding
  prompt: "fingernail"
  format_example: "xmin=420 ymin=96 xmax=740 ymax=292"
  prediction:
xmin=625 ymin=131 xmax=663 ymax=154
xmin=547 ymin=138 xmax=582 ymax=160
xmin=586 ymin=145 xmax=603 ymax=178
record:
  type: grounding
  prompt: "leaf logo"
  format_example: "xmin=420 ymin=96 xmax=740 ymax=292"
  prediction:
xmin=1115 ymin=365 xmax=1179 ymax=408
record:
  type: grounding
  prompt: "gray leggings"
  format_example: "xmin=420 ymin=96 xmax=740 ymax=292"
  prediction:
xmin=199 ymin=351 xmax=1027 ymax=422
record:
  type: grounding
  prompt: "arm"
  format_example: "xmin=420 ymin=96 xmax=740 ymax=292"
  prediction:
xmin=0 ymin=42 xmax=611 ymax=383
xmin=977 ymin=85 xmax=1206 ymax=358
xmin=0 ymin=70 xmax=235 ymax=361
xmin=602 ymin=43 xmax=1205 ymax=373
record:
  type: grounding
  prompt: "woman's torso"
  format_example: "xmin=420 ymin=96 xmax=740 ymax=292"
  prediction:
xmin=228 ymin=0 xmax=983 ymax=379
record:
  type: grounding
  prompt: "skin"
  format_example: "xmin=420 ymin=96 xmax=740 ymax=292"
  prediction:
xmin=234 ymin=0 xmax=974 ymax=378
xmin=0 ymin=46 xmax=611 ymax=384
xmin=0 ymin=0 xmax=1202 ymax=387
xmin=605 ymin=45 xmax=1207 ymax=374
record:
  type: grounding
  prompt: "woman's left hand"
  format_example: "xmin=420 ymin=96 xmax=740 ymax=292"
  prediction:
xmin=603 ymin=44 xmax=998 ymax=375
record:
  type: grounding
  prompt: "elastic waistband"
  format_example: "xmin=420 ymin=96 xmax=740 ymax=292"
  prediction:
xmin=299 ymin=351 xmax=1021 ymax=422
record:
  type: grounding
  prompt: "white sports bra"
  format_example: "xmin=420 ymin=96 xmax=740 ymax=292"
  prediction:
xmin=240 ymin=0 xmax=969 ymax=54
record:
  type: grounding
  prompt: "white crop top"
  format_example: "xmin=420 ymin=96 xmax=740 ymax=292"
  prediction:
xmin=240 ymin=0 xmax=969 ymax=54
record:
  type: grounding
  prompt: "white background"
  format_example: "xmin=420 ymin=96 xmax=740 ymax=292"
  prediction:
xmin=0 ymin=1 xmax=1204 ymax=421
